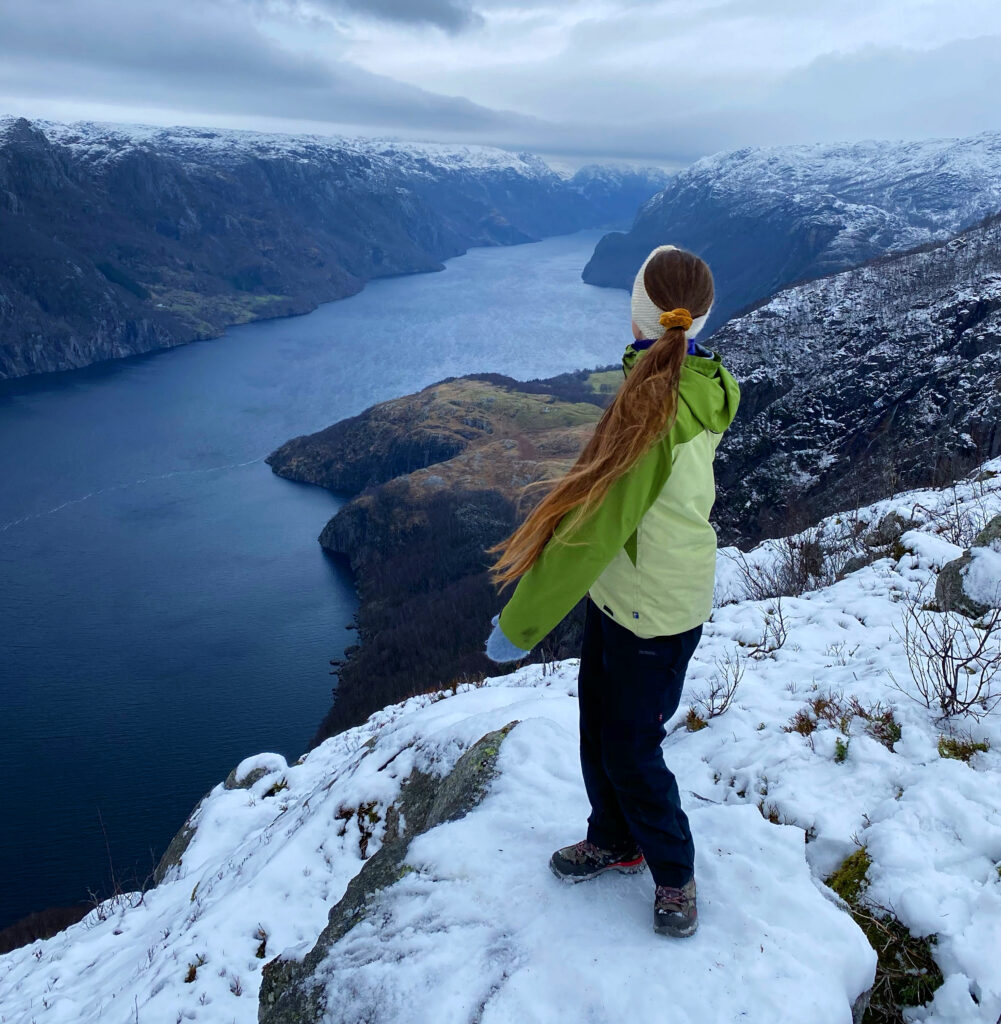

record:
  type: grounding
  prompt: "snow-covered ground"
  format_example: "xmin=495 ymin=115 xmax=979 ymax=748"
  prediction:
xmin=3 ymin=463 xmax=1001 ymax=1024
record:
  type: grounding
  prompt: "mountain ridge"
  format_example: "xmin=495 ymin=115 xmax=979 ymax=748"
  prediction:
xmin=0 ymin=116 xmax=668 ymax=379
xmin=582 ymin=130 xmax=1001 ymax=332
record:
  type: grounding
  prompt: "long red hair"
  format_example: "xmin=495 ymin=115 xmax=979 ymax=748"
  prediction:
xmin=487 ymin=247 xmax=714 ymax=588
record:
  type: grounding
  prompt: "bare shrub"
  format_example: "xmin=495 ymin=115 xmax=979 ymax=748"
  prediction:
xmin=911 ymin=484 xmax=991 ymax=548
xmin=689 ymin=650 xmax=745 ymax=724
xmin=733 ymin=524 xmax=854 ymax=601
xmin=746 ymin=599 xmax=788 ymax=660
xmin=893 ymin=587 xmax=1001 ymax=720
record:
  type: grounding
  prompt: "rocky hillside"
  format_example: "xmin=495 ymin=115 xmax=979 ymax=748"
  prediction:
xmin=583 ymin=131 xmax=1001 ymax=332
xmin=712 ymin=211 xmax=1001 ymax=542
xmin=267 ymin=367 xmax=623 ymax=740
xmin=0 ymin=117 xmax=667 ymax=379
xmin=4 ymin=465 xmax=1001 ymax=1023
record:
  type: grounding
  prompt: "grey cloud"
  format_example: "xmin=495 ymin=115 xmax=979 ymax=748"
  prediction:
xmin=0 ymin=0 xmax=521 ymax=133
xmin=324 ymin=0 xmax=482 ymax=32
xmin=1 ymin=1 xmax=999 ymax=167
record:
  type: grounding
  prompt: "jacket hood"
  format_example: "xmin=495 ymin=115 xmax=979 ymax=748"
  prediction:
xmin=622 ymin=342 xmax=740 ymax=434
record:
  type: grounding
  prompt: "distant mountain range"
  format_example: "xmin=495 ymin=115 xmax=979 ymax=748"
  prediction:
xmin=583 ymin=132 xmax=1001 ymax=332
xmin=0 ymin=116 xmax=668 ymax=379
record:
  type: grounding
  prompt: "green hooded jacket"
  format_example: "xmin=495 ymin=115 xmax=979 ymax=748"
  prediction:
xmin=497 ymin=343 xmax=740 ymax=649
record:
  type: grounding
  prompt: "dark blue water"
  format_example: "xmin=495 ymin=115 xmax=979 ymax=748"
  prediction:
xmin=0 ymin=230 xmax=628 ymax=929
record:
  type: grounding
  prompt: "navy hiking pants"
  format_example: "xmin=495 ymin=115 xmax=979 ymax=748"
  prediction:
xmin=578 ymin=595 xmax=702 ymax=888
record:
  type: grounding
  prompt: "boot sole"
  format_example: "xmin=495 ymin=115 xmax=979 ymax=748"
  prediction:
xmin=549 ymin=855 xmax=647 ymax=883
xmin=653 ymin=916 xmax=698 ymax=938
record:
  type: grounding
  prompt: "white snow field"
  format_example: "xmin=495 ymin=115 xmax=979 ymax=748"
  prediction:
xmin=3 ymin=462 xmax=1001 ymax=1024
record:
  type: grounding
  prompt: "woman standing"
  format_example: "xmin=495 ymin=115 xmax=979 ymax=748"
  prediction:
xmin=484 ymin=244 xmax=739 ymax=938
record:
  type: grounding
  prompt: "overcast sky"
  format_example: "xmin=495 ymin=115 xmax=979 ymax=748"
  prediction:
xmin=2 ymin=0 xmax=999 ymax=167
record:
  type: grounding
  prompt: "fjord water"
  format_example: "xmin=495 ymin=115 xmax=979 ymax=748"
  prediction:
xmin=0 ymin=230 xmax=628 ymax=930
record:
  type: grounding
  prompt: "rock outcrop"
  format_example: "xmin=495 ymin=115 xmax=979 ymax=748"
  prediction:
xmin=936 ymin=513 xmax=1001 ymax=617
xmin=258 ymin=721 xmax=519 ymax=1024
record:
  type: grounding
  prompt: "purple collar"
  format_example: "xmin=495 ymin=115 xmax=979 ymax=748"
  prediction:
xmin=633 ymin=337 xmax=698 ymax=355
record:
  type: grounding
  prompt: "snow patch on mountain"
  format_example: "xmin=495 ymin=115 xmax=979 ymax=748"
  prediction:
xmin=0 ymin=116 xmax=555 ymax=178
xmin=661 ymin=132 xmax=1001 ymax=248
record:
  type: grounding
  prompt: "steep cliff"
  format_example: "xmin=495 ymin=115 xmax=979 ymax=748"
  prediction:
xmin=268 ymin=369 xmax=621 ymax=740
xmin=583 ymin=131 xmax=1001 ymax=332
xmin=0 ymin=117 xmax=667 ymax=379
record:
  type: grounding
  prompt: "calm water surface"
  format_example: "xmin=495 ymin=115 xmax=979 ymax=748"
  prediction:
xmin=0 ymin=230 xmax=628 ymax=928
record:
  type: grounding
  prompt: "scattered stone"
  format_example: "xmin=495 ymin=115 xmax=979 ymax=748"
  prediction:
xmin=935 ymin=515 xmax=1001 ymax=618
xmin=864 ymin=512 xmax=919 ymax=549
xmin=224 ymin=753 xmax=288 ymax=791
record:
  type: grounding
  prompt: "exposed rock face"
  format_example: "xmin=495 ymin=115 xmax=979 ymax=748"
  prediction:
xmin=268 ymin=370 xmax=617 ymax=742
xmin=151 ymin=801 xmax=204 ymax=887
xmin=258 ymin=721 xmax=519 ymax=1024
xmin=582 ymin=132 xmax=1001 ymax=332
xmin=935 ymin=553 xmax=982 ymax=617
xmin=0 ymin=117 xmax=667 ymax=379
xmin=711 ymin=212 xmax=1001 ymax=542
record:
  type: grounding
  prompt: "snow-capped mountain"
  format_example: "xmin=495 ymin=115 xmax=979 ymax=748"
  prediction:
xmin=3 ymin=464 xmax=1000 ymax=1023
xmin=569 ymin=162 xmax=673 ymax=227
xmin=711 ymin=210 xmax=1001 ymax=543
xmin=0 ymin=117 xmax=666 ymax=379
xmin=583 ymin=131 xmax=1001 ymax=332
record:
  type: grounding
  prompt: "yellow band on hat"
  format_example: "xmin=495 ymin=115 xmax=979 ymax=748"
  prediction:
xmin=659 ymin=308 xmax=694 ymax=331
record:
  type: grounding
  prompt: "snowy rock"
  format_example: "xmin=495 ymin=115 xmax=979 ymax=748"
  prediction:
xmin=935 ymin=514 xmax=1001 ymax=617
xmin=224 ymin=752 xmax=288 ymax=791
xmin=260 ymin=717 xmax=874 ymax=1024
xmin=960 ymin=546 xmax=1001 ymax=611
xmin=974 ymin=513 xmax=1001 ymax=548
xmin=864 ymin=511 xmax=920 ymax=549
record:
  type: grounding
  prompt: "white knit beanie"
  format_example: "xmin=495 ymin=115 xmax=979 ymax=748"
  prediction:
xmin=630 ymin=244 xmax=711 ymax=340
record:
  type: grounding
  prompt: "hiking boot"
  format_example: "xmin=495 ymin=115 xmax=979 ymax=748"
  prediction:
xmin=549 ymin=839 xmax=646 ymax=882
xmin=653 ymin=877 xmax=698 ymax=937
